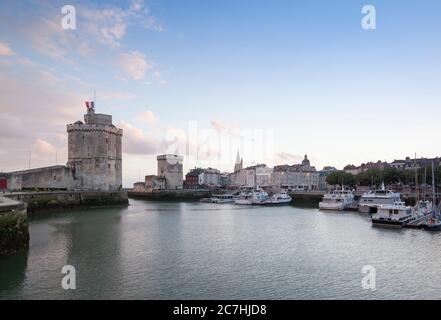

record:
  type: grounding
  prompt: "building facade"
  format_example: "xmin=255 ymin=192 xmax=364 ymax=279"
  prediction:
xmin=133 ymin=182 xmax=146 ymax=192
xmin=271 ymin=155 xmax=320 ymax=190
xmin=185 ymin=168 xmax=203 ymax=189
xmin=145 ymin=175 xmax=166 ymax=192
xmin=198 ymin=168 xmax=221 ymax=187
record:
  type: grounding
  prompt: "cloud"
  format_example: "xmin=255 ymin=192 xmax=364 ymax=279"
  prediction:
xmin=210 ymin=119 xmax=241 ymax=135
xmin=274 ymin=152 xmax=303 ymax=164
xmin=0 ymin=42 xmax=14 ymax=56
xmin=130 ymin=0 xmax=144 ymax=12
xmin=33 ymin=139 xmax=56 ymax=155
xmin=0 ymin=1 xmax=164 ymax=78
xmin=118 ymin=121 xmax=160 ymax=155
xmin=119 ymin=51 xmax=151 ymax=80
xmin=0 ymin=67 xmax=83 ymax=171
xmin=99 ymin=91 xmax=137 ymax=100
xmin=138 ymin=110 xmax=157 ymax=124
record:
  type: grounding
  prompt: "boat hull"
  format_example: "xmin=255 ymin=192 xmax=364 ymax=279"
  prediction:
xmin=263 ymin=200 xmax=292 ymax=205
xmin=423 ymin=223 xmax=441 ymax=231
xmin=372 ymin=218 xmax=410 ymax=228
xmin=319 ymin=203 xmax=345 ymax=211
xmin=235 ymin=200 xmax=254 ymax=205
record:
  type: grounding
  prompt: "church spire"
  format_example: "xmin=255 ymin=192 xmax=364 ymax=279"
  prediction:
xmin=235 ymin=149 xmax=241 ymax=164
xmin=234 ymin=149 xmax=243 ymax=172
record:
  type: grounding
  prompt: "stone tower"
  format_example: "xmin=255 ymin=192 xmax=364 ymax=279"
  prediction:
xmin=157 ymin=154 xmax=183 ymax=190
xmin=66 ymin=107 xmax=123 ymax=191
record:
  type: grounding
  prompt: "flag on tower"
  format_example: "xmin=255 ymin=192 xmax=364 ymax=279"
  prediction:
xmin=85 ymin=101 xmax=95 ymax=110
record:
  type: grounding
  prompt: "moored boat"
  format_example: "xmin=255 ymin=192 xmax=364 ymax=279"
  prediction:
xmin=263 ymin=191 xmax=292 ymax=205
xmin=210 ymin=194 xmax=236 ymax=203
xmin=359 ymin=183 xmax=401 ymax=214
xmin=319 ymin=189 xmax=355 ymax=211
xmin=235 ymin=187 xmax=269 ymax=205
xmin=372 ymin=201 xmax=413 ymax=227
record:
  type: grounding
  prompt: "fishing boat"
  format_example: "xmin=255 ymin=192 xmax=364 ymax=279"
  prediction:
xmin=263 ymin=191 xmax=292 ymax=205
xmin=319 ymin=189 xmax=355 ymax=211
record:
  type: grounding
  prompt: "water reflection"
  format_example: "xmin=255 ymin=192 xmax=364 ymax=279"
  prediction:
xmin=0 ymin=252 xmax=28 ymax=298
xmin=2 ymin=200 xmax=441 ymax=299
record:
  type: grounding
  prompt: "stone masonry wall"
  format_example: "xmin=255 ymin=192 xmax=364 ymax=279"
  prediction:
xmin=0 ymin=197 xmax=29 ymax=257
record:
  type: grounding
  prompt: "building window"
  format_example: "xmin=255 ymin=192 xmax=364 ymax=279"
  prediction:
xmin=108 ymin=164 xmax=111 ymax=170
xmin=53 ymin=175 xmax=56 ymax=180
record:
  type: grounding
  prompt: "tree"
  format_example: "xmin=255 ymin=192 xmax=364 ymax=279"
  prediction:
xmin=326 ymin=172 xmax=356 ymax=187
xmin=356 ymin=169 xmax=383 ymax=187
xmin=382 ymin=167 xmax=401 ymax=185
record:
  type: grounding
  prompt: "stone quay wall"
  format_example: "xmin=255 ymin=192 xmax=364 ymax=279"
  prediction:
xmin=4 ymin=190 xmax=128 ymax=213
xmin=0 ymin=197 xmax=29 ymax=257
xmin=128 ymin=189 xmax=212 ymax=201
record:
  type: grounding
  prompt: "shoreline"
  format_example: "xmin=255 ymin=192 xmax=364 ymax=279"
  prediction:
xmin=3 ymin=190 xmax=129 ymax=214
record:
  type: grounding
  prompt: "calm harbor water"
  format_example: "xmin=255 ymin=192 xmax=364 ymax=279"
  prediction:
xmin=1 ymin=198 xmax=441 ymax=300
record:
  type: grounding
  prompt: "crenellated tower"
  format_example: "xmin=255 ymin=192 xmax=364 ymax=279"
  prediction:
xmin=66 ymin=106 xmax=123 ymax=191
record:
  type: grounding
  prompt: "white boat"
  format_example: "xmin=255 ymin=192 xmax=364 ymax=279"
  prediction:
xmin=264 ymin=191 xmax=292 ymax=205
xmin=210 ymin=194 xmax=236 ymax=203
xmin=235 ymin=187 xmax=269 ymax=205
xmin=319 ymin=189 xmax=355 ymax=211
xmin=372 ymin=201 xmax=413 ymax=227
xmin=359 ymin=184 xmax=401 ymax=214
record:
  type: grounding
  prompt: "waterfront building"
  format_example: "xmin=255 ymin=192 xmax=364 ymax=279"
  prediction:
xmin=344 ymin=161 xmax=389 ymax=175
xmin=185 ymin=168 xmax=204 ymax=189
xmin=133 ymin=182 xmax=146 ymax=192
xmin=271 ymin=155 xmax=320 ymax=191
xmin=220 ymin=173 xmax=230 ymax=188
xmin=145 ymin=175 xmax=166 ymax=192
xmin=229 ymin=164 xmax=272 ymax=188
xmin=3 ymin=105 xmax=123 ymax=191
xmin=198 ymin=168 xmax=221 ymax=187
xmin=390 ymin=156 xmax=441 ymax=170
xmin=318 ymin=167 xmax=338 ymax=191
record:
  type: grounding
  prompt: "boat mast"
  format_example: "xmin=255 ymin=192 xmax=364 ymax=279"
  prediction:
xmin=423 ymin=166 xmax=427 ymax=200
xmin=432 ymin=162 xmax=436 ymax=216
xmin=414 ymin=153 xmax=419 ymax=207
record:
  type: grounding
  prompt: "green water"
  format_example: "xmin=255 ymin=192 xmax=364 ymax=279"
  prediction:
xmin=1 ymin=199 xmax=441 ymax=299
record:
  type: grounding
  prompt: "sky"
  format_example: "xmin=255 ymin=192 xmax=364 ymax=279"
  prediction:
xmin=0 ymin=0 xmax=440 ymax=187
